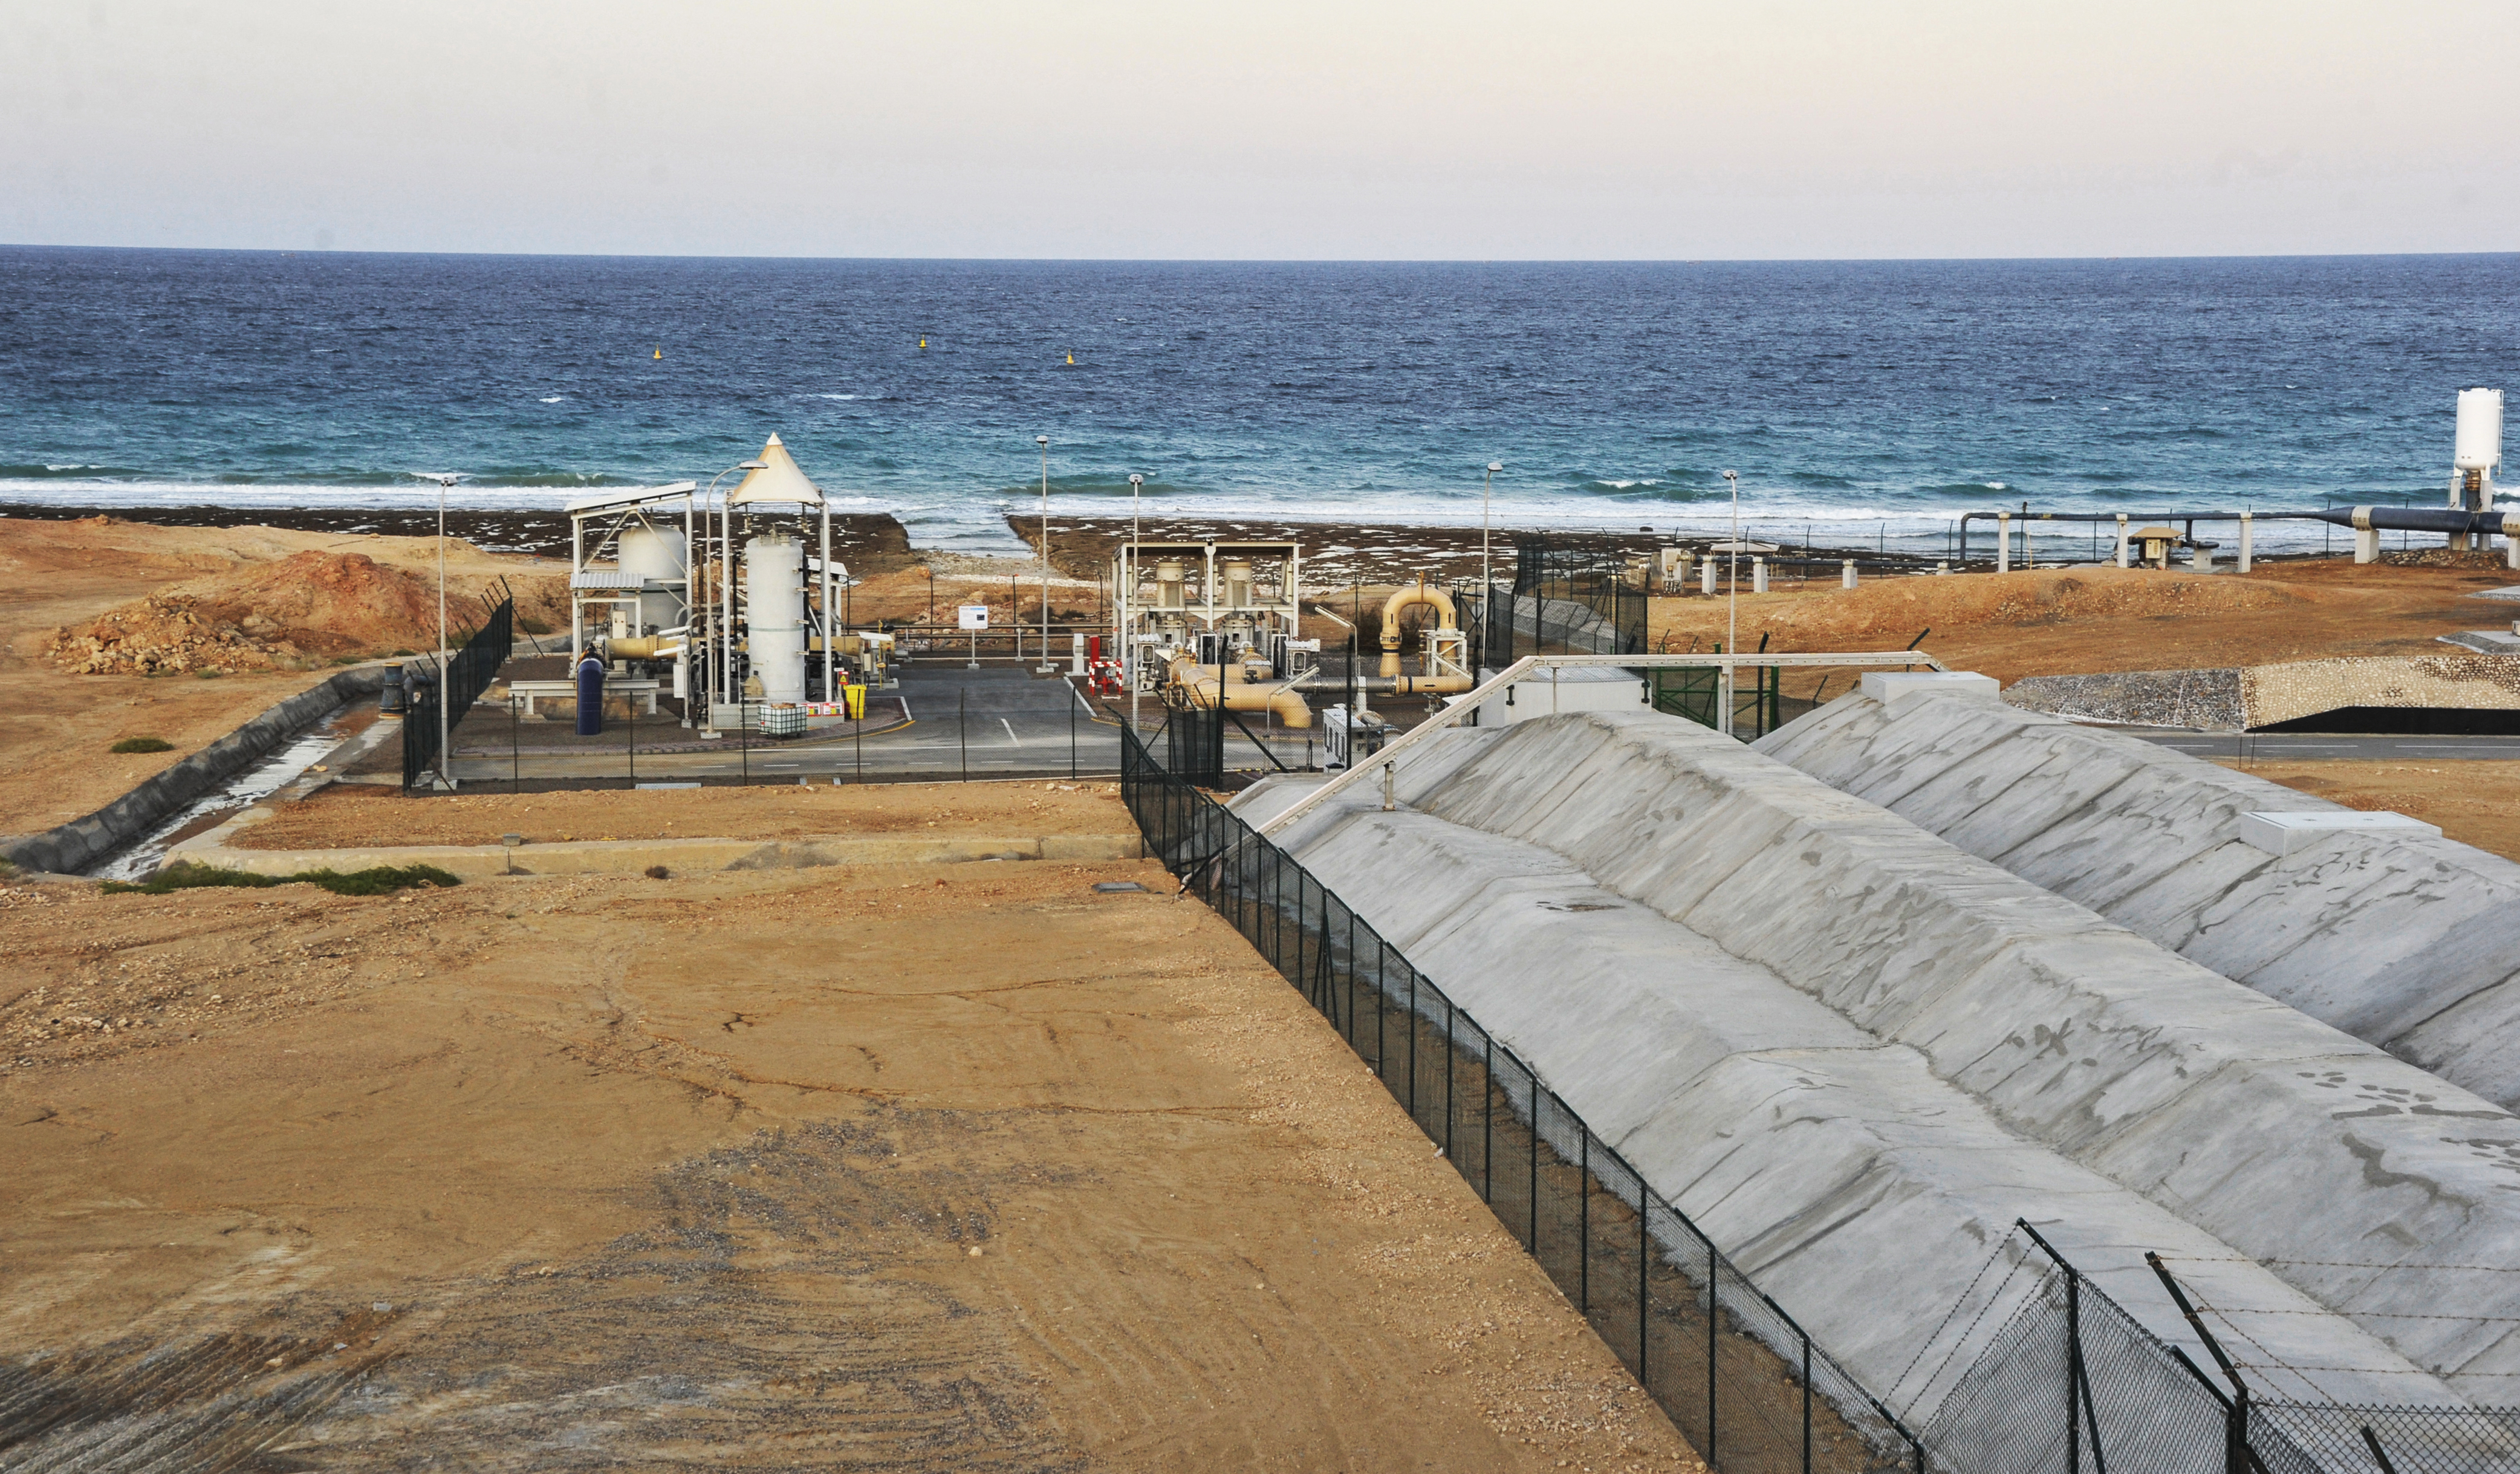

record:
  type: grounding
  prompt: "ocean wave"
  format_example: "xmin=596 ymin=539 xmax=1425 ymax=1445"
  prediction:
xmin=2 ymin=463 xmax=148 ymax=479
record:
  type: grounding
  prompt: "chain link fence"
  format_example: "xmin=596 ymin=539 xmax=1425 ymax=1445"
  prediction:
xmin=401 ymin=596 xmax=513 ymax=788
xmin=1122 ymin=721 xmax=1923 ymax=1473
xmin=1907 ymin=1224 xmax=2520 ymax=1474
xmin=1125 ymin=718 xmax=2520 ymax=1473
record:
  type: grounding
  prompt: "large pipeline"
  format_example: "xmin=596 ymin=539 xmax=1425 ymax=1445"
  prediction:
xmin=1166 ymin=652 xmax=1314 ymax=727
xmin=1958 ymin=505 xmax=2520 ymax=563
xmin=1376 ymin=580 xmax=1476 ymax=695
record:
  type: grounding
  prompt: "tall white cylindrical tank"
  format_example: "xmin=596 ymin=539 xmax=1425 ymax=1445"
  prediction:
xmin=744 ymin=534 xmax=807 ymax=704
xmin=2457 ymin=388 xmax=2504 ymax=473
xmin=618 ymin=526 xmax=688 ymax=634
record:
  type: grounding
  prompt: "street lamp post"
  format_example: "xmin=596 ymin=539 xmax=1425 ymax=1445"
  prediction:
xmin=1482 ymin=461 xmax=1502 ymax=664
xmin=1127 ymin=472 xmax=1143 ymax=731
xmin=1723 ymin=468 xmax=1741 ymax=735
xmin=1037 ymin=435 xmax=1056 ymax=674
xmin=421 ymin=472 xmax=461 ymax=790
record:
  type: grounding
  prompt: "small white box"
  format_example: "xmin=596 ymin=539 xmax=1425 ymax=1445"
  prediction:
xmin=1860 ymin=671 xmax=2001 ymax=712
xmin=2237 ymin=810 xmax=2441 ymax=856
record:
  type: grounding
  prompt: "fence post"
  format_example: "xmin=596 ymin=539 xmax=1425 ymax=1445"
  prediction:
xmin=1709 ymin=1233 xmax=1719 ymax=1462
xmin=1444 ymin=998 xmax=1456 ymax=1161
xmin=1527 ymin=1075 xmax=1539 ymax=1248
xmin=1803 ymin=1326 xmax=1814 ymax=1474
xmin=1406 ymin=964 xmax=1418 ymax=1117
xmin=2069 ymin=1267 xmax=2083 ymax=1474
xmin=1579 ymin=1125 xmax=1590 ymax=1313
xmin=1637 ymin=1184 xmax=1649 ymax=1386
xmin=959 ymin=687 xmax=968 ymax=781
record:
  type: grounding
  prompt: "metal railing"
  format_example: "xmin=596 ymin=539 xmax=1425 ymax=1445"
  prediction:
xmin=402 ymin=597 xmax=513 ymax=789
xmin=1122 ymin=721 xmax=1924 ymax=1472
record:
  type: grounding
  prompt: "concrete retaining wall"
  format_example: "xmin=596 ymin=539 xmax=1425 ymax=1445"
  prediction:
xmin=1241 ymin=712 xmax=2520 ymax=1407
xmin=1 ymin=668 xmax=385 ymax=877
xmin=1758 ymin=687 xmax=2520 ymax=1114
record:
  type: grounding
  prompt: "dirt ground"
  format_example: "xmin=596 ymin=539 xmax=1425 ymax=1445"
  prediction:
xmin=236 ymin=779 xmax=1140 ymax=851
xmin=0 ymin=791 xmax=1697 ymax=1472
xmin=0 ymin=516 xmax=565 ymax=840
xmin=2213 ymin=758 xmax=2520 ymax=863
xmin=1650 ymin=557 xmax=2520 ymax=686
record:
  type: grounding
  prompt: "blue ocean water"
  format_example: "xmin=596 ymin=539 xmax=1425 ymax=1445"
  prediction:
xmin=2 ymin=247 xmax=2515 ymax=554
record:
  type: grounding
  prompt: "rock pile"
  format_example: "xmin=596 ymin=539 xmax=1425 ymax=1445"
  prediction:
xmin=51 ymin=550 xmax=446 ymax=675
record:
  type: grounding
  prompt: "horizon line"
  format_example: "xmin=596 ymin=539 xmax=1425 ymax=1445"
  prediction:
xmin=7 ymin=242 xmax=2520 ymax=268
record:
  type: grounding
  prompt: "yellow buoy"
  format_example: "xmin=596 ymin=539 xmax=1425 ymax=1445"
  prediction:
xmin=1066 ymin=352 xmax=1075 ymax=365
xmin=919 ymin=337 xmax=927 ymax=348
xmin=653 ymin=347 xmax=663 ymax=360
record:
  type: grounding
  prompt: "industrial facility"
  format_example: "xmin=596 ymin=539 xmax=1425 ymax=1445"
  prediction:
xmin=559 ymin=434 xmax=891 ymax=738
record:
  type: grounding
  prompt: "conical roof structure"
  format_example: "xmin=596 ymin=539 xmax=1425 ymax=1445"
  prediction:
xmin=726 ymin=433 xmax=823 ymax=506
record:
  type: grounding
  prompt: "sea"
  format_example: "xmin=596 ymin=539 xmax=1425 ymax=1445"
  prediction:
xmin=4 ymin=247 xmax=2517 ymax=557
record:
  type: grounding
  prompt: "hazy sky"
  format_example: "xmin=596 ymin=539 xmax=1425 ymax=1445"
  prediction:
xmin=5 ymin=0 xmax=2516 ymax=259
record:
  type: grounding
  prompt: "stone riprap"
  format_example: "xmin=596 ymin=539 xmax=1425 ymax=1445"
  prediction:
xmin=2002 ymin=667 xmax=2244 ymax=730
xmin=1758 ymin=686 xmax=2520 ymax=1115
xmin=2004 ymin=657 xmax=2520 ymax=731
xmin=2240 ymin=654 xmax=2520 ymax=727
xmin=1236 ymin=712 xmax=2520 ymax=1413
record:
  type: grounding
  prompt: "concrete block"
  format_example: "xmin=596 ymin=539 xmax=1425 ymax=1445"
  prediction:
xmin=1858 ymin=670 xmax=2001 ymax=713
xmin=2237 ymin=809 xmax=2441 ymax=855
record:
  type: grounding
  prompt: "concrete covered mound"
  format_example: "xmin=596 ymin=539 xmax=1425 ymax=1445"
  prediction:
xmin=1238 ymin=710 xmax=2520 ymax=1418
xmin=1759 ymin=684 xmax=2520 ymax=1113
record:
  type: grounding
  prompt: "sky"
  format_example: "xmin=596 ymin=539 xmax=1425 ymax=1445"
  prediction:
xmin=4 ymin=0 xmax=2517 ymax=259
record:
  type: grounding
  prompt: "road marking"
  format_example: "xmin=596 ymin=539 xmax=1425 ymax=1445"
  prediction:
xmin=1001 ymin=718 xmax=1021 ymax=746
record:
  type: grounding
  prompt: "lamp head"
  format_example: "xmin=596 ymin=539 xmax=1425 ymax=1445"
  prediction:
xmin=1487 ymin=462 xmax=1502 ymax=473
xmin=1129 ymin=473 xmax=1143 ymax=485
xmin=1722 ymin=469 xmax=1738 ymax=482
xmin=1036 ymin=435 xmax=1050 ymax=446
xmin=740 ymin=460 xmax=767 ymax=470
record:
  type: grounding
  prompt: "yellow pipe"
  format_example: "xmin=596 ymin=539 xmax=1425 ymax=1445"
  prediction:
xmin=1165 ymin=652 xmax=1313 ymax=727
xmin=1379 ymin=580 xmax=1459 ymax=677
xmin=603 ymin=636 xmax=686 ymax=660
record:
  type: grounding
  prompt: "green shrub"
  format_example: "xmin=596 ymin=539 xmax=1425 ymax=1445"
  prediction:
xmin=102 ymin=860 xmax=463 ymax=897
xmin=195 ymin=669 xmax=225 ymax=680
xmin=110 ymin=736 xmax=175 ymax=754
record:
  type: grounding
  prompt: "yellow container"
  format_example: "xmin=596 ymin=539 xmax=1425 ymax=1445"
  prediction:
xmin=845 ymin=684 xmax=867 ymax=720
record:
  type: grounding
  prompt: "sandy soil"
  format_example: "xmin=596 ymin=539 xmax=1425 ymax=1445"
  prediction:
xmin=1649 ymin=559 xmax=2519 ymax=686
xmin=2210 ymin=758 xmax=2520 ymax=863
xmin=0 ymin=516 xmax=564 ymax=840
xmin=236 ymin=780 xmax=1140 ymax=851
xmin=0 ymin=800 xmax=1697 ymax=1470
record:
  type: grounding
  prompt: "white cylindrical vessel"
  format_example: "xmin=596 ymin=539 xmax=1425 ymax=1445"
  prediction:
xmin=2457 ymin=388 xmax=2504 ymax=472
xmin=744 ymin=534 xmax=807 ymax=704
xmin=618 ymin=526 xmax=688 ymax=634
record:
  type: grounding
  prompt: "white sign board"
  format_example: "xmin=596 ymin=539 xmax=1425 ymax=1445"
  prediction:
xmin=957 ymin=605 xmax=990 ymax=631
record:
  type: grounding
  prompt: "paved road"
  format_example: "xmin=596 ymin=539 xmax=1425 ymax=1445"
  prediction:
xmin=2135 ymin=732 xmax=2520 ymax=762
xmin=447 ymin=665 xmax=1319 ymax=785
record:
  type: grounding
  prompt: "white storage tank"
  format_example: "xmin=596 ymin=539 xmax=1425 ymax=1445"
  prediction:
xmin=744 ymin=534 xmax=807 ymax=704
xmin=2457 ymin=388 xmax=2504 ymax=473
xmin=617 ymin=525 xmax=687 ymax=634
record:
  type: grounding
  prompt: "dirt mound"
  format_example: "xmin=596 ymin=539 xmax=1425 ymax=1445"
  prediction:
xmin=50 ymin=550 xmax=450 ymax=674
xmin=1657 ymin=567 xmax=2319 ymax=651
